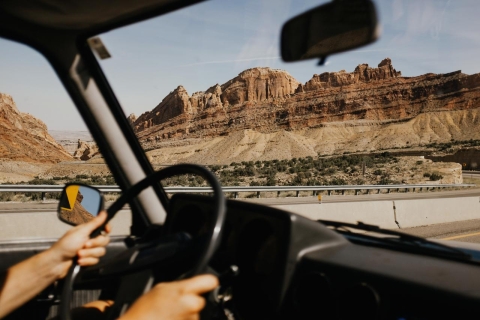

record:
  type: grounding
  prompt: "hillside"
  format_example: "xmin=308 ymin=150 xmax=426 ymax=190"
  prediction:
xmin=130 ymin=58 xmax=480 ymax=164
xmin=0 ymin=93 xmax=72 ymax=163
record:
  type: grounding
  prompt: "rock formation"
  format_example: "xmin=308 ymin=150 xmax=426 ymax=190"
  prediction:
xmin=73 ymin=139 xmax=100 ymax=161
xmin=130 ymin=58 xmax=480 ymax=163
xmin=133 ymin=67 xmax=300 ymax=133
xmin=127 ymin=113 xmax=137 ymax=127
xmin=0 ymin=93 xmax=72 ymax=163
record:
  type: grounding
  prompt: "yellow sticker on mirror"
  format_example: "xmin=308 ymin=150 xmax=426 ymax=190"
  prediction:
xmin=60 ymin=185 xmax=80 ymax=211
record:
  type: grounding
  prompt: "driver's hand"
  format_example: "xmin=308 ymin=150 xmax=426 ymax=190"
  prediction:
xmin=120 ymin=274 xmax=219 ymax=320
xmin=49 ymin=210 xmax=111 ymax=279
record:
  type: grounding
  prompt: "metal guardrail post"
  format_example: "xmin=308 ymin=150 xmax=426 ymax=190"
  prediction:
xmin=234 ymin=192 xmax=238 ymax=199
xmin=42 ymin=192 xmax=45 ymax=202
xmin=328 ymin=190 xmax=331 ymax=196
xmin=277 ymin=191 xmax=280 ymax=197
xmin=296 ymin=191 xmax=300 ymax=197
xmin=256 ymin=191 xmax=260 ymax=198
xmin=355 ymin=189 xmax=359 ymax=195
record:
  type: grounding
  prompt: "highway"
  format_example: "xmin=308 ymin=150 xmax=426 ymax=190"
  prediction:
xmin=1 ymin=187 xmax=480 ymax=244
xmin=244 ymin=188 xmax=480 ymax=205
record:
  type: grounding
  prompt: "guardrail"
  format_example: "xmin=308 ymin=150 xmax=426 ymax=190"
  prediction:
xmin=0 ymin=183 xmax=475 ymax=200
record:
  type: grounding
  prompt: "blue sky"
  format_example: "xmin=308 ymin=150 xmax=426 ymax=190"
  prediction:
xmin=1 ymin=0 xmax=480 ymax=131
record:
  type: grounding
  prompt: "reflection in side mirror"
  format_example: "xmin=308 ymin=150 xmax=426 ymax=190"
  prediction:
xmin=281 ymin=0 xmax=379 ymax=63
xmin=58 ymin=184 xmax=104 ymax=226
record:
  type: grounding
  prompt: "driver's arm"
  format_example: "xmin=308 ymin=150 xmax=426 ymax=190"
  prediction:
xmin=0 ymin=211 xmax=110 ymax=318
xmin=119 ymin=274 xmax=219 ymax=320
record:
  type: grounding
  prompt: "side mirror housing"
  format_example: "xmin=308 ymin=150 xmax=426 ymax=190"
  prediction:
xmin=58 ymin=183 xmax=104 ymax=226
xmin=281 ymin=0 xmax=379 ymax=63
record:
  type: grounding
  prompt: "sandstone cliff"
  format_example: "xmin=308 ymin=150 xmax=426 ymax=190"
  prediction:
xmin=0 ymin=93 xmax=72 ymax=163
xmin=132 ymin=58 xmax=480 ymax=164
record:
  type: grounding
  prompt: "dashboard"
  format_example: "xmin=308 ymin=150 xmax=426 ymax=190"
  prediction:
xmin=168 ymin=194 xmax=480 ymax=320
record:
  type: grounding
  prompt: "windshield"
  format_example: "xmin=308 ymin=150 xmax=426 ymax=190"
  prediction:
xmin=86 ymin=0 xmax=480 ymax=245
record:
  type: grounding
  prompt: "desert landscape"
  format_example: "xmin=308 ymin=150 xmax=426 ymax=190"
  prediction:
xmin=1 ymin=58 xmax=479 ymax=190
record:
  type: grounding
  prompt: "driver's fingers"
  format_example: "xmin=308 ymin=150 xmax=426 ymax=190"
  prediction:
xmin=179 ymin=294 xmax=206 ymax=314
xmin=78 ymin=247 xmax=106 ymax=260
xmin=180 ymin=274 xmax=219 ymax=295
xmin=77 ymin=257 xmax=100 ymax=266
xmin=84 ymin=235 xmax=110 ymax=249
xmin=82 ymin=211 xmax=108 ymax=233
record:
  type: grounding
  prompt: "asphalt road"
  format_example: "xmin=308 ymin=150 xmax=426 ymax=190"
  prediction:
xmin=2 ymin=188 xmax=480 ymax=244
xmin=400 ymin=219 xmax=480 ymax=244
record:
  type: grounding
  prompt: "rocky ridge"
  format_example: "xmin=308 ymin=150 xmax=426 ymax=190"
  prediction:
xmin=130 ymin=59 xmax=480 ymax=164
xmin=0 ymin=93 xmax=72 ymax=163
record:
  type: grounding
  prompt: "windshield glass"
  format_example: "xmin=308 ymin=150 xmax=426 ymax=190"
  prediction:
xmin=92 ymin=0 xmax=480 ymax=243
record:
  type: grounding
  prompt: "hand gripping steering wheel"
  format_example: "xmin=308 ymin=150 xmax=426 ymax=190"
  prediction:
xmin=60 ymin=164 xmax=226 ymax=320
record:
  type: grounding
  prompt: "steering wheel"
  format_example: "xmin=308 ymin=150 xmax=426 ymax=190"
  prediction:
xmin=59 ymin=164 xmax=226 ymax=320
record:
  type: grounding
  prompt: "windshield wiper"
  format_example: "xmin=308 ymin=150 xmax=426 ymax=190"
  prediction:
xmin=318 ymin=220 xmax=472 ymax=261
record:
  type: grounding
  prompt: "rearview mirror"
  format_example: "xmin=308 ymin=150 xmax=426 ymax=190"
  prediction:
xmin=58 ymin=184 xmax=104 ymax=226
xmin=281 ymin=0 xmax=379 ymax=63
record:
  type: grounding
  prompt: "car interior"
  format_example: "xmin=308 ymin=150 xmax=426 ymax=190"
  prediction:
xmin=1 ymin=0 xmax=480 ymax=319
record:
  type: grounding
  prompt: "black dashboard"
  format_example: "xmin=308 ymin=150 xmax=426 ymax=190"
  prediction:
xmin=168 ymin=194 xmax=480 ymax=320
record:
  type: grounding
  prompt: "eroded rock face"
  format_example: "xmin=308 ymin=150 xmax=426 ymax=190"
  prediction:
xmin=132 ymin=59 xmax=480 ymax=155
xmin=301 ymin=58 xmax=401 ymax=91
xmin=73 ymin=139 xmax=99 ymax=161
xmin=133 ymin=68 xmax=300 ymax=132
xmin=0 ymin=93 xmax=72 ymax=163
xmin=127 ymin=113 xmax=137 ymax=127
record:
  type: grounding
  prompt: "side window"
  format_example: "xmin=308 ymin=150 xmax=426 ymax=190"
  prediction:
xmin=0 ymin=39 xmax=129 ymax=240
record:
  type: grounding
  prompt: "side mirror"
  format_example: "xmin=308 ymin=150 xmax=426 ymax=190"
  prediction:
xmin=281 ymin=0 xmax=379 ymax=63
xmin=58 ymin=184 xmax=104 ymax=226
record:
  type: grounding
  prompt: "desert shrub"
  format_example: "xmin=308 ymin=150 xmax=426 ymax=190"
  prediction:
xmin=266 ymin=175 xmax=276 ymax=186
xmin=210 ymin=165 xmax=221 ymax=172
xmin=306 ymin=178 xmax=322 ymax=186
xmin=328 ymin=178 xmax=347 ymax=185
xmin=292 ymin=176 xmax=303 ymax=186
xmin=325 ymin=167 xmax=336 ymax=175
xmin=0 ymin=192 xmax=14 ymax=201
xmin=378 ymin=173 xmax=392 ymax=185
xmin=354 ymin=178 xmax=365 ymax=185
xmin=423 ymin=172 xmax=431 ymax=178
xmin=373 ymin=169 xmax=383 ymax=175
xmin=416 ymin=160 xmax=423 ymax=165
xmin=105 ymin=176 xmax=116 ymax=185
xmin=28 ymin=178 xmax=57 ymax=185
xmin=429 ymin=173 xmax=443 ymax=181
